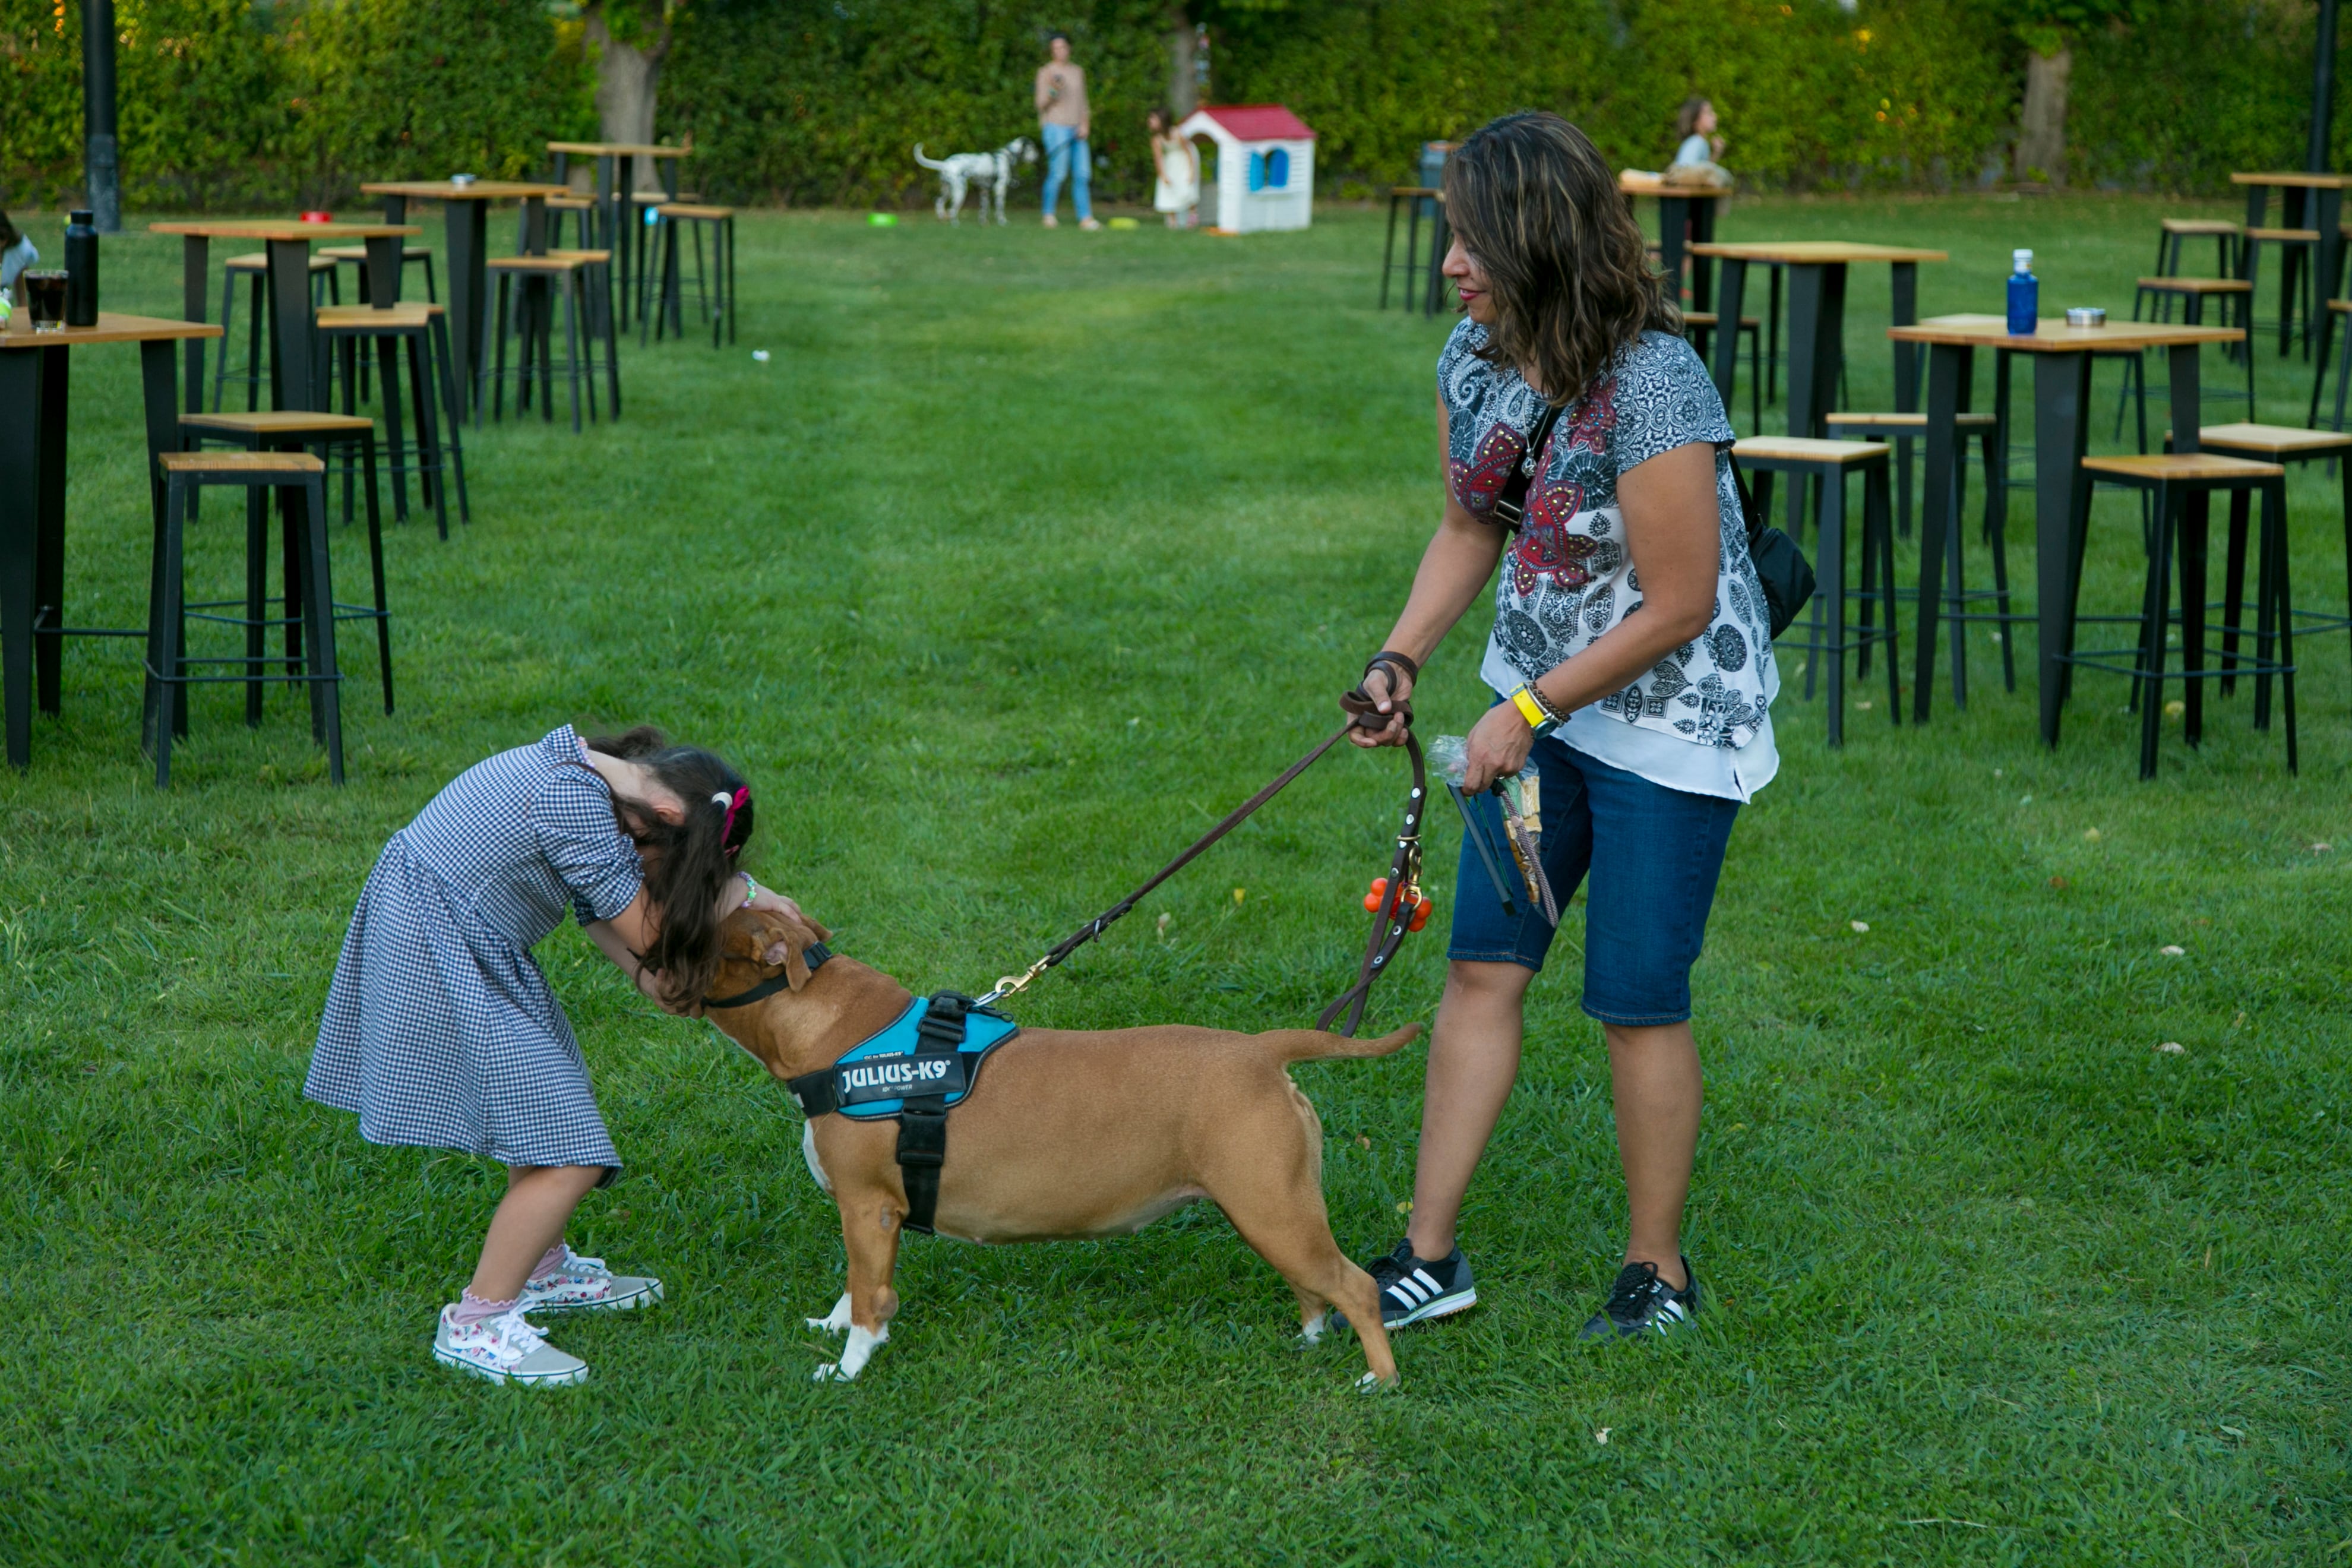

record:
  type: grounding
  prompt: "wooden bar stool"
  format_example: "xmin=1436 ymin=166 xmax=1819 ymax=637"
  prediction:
xmin=2130 ymin=279 xmax=2256 ymax=416
xmin=2152 ymin=218 xmax=2241 ymax=290
xmin=551 ymin=248 xmax=622 ymax=418
xmin=1680 ymin=312 xmax=1763 ymax=428
xmin=178 ymin=410 xmax=392 ymax=720
xmin=2237 ymin=226 xmax=2318 ymax=358
xmin=1733 ymin=436 xmax=1899 ymax=747
xmin=318 ymin=302 xmax=470 ymax=537
xmin=212 ymin=252 xmax=338 ymax=412
xmin=547 ymin=194 xmax=598 ymax=249
xmin=2065 ymin=453 xmax=2294 ymax=779
xmin=1826 ymin=410 xmax=2021 ymax=703
xmin=318 ymin=244 xmax=437 ymax=305
xmin=649 ymin=204 xmax=736 ymax=348
xmin=2186 ymin=423 xmax=2352 ymax=681
xmin=482 ymin=253 xmax=608 ymax=432
xmin=147 ymin=452 xmax=344 ymax=789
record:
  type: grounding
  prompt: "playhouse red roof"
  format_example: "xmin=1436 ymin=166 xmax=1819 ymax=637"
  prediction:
xmin=1194 ymin=105 xmax=1316 ymax=141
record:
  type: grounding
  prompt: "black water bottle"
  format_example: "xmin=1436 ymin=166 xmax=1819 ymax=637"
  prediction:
xmin=64 ymin=209 xmax=99 ymax=327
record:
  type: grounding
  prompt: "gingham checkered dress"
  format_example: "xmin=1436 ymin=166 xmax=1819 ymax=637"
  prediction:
xmin=305 ymin=726 xmax=645 ymax=1169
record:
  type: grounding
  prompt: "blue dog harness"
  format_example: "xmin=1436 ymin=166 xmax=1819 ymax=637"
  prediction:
xmin=785 ymin=989 xmax=1020 ymax=1235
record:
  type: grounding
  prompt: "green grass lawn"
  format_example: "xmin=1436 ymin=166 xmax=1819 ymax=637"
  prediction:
xmin=2 ymin=192 xmax=2348 ymax=1565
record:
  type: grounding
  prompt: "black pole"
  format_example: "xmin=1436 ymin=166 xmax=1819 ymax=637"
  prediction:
xmin=81 ymin=0 xmax=121 ymax=233
xmin=2315 ymin=0 xmax=2341 ymax=173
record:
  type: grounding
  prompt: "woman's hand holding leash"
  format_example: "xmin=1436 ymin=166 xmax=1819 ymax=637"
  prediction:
xmin=1347 ymin=652 xmax=1419 ymax=748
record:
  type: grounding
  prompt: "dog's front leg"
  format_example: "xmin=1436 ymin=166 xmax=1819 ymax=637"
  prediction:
xmin=815 ymin=1186 xmax=905 ymax=1383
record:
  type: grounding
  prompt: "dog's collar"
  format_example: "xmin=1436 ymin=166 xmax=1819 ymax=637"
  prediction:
xmin=705 ymin=942 xmax=832 ymax=1009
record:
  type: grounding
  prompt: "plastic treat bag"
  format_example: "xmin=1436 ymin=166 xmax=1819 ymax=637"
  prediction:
xmin=1430 ymin=736 xmax=1558 ymax=926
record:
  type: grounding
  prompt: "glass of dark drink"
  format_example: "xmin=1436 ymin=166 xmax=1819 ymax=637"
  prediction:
xmin=23 ymin=269 xmax=68 ymax=331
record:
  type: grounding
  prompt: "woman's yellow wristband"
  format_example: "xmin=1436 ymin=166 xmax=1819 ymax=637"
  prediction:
xmin=1507 ymin=684 xmax=1561 ymax=737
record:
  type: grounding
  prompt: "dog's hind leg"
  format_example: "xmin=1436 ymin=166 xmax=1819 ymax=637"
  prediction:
xmin=815 ymin=1183 xmax=905 ymax=1382
xmin=808 ymin=1292 xmax=852 ymax=1333
xmin=1204 ymin=1093 xmax=1400 ymax=1388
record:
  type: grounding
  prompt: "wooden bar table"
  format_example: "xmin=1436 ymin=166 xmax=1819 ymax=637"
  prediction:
xmin=1888 ymin=314 xmax=2242 ymax=744
xmin=547 ymin=143 xmax=690 ymax=329
xmin=2228 ymin=171 xmax=2352 ymax=358
xmin=1619 ymin=170 xmax=1731 ymax=312
xmin=0 ymin=313 xmax=222 ymax=769
xmin=149 ymin=220 xmax=420 ymax=416
xmin=361 ymin=181 xmax=567 ymax=418
xmin=1691 ymin=242 xmax=1948 ymax=441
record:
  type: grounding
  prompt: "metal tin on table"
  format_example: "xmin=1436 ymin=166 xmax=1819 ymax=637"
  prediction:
xmin=2065 ymin=306 xmax=2107 ymax=327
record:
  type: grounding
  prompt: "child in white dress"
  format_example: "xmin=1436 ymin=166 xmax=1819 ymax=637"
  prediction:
xmin=1149 ymin=111 xmax=1200 ymax=229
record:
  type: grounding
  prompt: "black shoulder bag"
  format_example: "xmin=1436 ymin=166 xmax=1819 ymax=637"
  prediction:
xmin=1490 ymin=402 xmax=1813 ymax=641
xmin=1727 ymin=450 xmax=1814 ymax=640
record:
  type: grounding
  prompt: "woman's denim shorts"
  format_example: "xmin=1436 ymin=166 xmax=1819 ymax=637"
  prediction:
xmin=1446 ymin=733 xmax=1740 ymax=1026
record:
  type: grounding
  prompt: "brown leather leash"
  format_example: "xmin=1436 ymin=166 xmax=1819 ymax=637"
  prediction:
xmin=976 ymin=690 xmax=1429 ymax=1036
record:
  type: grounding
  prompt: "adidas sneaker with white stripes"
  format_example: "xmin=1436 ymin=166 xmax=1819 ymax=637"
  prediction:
xmin=1336 ymin=1238 xmax=1478 ymax=1331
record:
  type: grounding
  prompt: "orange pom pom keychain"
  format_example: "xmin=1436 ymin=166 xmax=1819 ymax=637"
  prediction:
xmin=1364 ymin=877 xmax=1433 ymax=932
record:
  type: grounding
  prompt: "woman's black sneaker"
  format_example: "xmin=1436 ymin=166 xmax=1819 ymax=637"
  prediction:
xmin=1332 ymin=1238 xmax=1478 ymax=1330
xmin=1578 ymin=1258 xmax=1700 ymax=1341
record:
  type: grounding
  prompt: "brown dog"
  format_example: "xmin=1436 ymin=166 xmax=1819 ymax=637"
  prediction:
xmin=701 ymin=906 xmax=1418 ymax=1387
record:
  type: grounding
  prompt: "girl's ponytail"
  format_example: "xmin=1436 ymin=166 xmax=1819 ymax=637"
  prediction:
xmin=585 ymin=726 xmax=756 ymax=1007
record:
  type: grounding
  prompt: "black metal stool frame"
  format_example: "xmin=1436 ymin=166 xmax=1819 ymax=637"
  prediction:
xmin=2060 ymin=466 xmax=2294 ymax=779
xmin=1741 ymin=445 xmax=1901 ymax=747
xmin=321 ymin=309 xmax=470 ymax=537
xmin=148 ymin=458 xmax=345 ymax=789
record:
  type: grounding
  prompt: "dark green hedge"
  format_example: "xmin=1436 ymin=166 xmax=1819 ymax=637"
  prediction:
xmin=0 ymin=0 xmax=2340 ymax=210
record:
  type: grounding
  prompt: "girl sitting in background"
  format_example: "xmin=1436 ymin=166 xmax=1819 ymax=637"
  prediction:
xmin=306 ymin=725 xmax=802 ymax=1387
xmin=0 ymin=211 xmax=37 ymax=306
xmin=1671 ymin=97 xmax=1726 ymax=170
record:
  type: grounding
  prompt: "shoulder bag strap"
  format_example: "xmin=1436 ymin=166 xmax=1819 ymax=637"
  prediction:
xmin=1490 ymin=400 xmax=1566 ymax=531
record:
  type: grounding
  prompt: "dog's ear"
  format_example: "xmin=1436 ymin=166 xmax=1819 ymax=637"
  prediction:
xmin=720 ymin=907 xmax=833 ymax=994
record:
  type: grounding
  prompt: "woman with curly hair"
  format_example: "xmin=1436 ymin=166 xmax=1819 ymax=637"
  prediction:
xmin=1346 ymin=111 xmax=1778 ymax=1343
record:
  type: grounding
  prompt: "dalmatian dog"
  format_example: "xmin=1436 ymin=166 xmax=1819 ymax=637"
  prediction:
xmin=912 ymin=138 xmax=1037 ymax=226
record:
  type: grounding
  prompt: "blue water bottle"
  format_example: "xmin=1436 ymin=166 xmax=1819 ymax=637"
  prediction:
xmin=2006 ymin=248 xmax=2038 ymax=336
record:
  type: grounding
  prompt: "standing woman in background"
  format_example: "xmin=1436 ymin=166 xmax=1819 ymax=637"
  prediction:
xmin=1036 ymin=32 xmax=1100 ymax=230
xmin=1346 ymin=111 xmax=1778 ymax=1342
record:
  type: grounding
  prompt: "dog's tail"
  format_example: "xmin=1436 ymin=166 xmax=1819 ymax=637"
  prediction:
xmin=912 ymin=143 xmax=950 ymax=171
xmin=1258 ymin=1022 xmax=1422 ymax=1063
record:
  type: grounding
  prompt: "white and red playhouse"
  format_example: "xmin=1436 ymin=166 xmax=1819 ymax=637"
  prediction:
xmin=1173 ymin=105 xmax=1316 ymax=233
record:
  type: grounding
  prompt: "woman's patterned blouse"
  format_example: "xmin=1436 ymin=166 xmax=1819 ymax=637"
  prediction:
xmin=1440 ymin=321 xmax=1776 ymax=750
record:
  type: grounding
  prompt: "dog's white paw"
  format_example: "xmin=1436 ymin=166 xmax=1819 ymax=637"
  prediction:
xmin=815 ymin=1323 xmax=887 ymax=1383
xmin=807 ymin=1292 xmax=852 ymax=1333
xmin=1355 ymin=1371 xmax=1401 ymax=1395
xmin=1297 ymin=1312 xmax=1329 ymax=1346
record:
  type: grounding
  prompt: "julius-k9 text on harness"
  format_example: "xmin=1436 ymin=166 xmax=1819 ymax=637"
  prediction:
xmin=786 ymin=991 xmax=1021 ymax=1235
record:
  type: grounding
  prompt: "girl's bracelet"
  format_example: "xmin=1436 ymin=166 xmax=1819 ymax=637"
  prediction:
xmin=739 ymin=872 xmax=760 ymax=908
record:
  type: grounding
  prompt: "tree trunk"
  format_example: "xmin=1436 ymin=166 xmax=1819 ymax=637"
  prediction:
xmin=2015 ymin=45 xmax=2072 ymax=186
xmin=1165 ymin=6 xmax=1197 ymax=118
xmin=586 ymin=10 xmax=674 ymax=194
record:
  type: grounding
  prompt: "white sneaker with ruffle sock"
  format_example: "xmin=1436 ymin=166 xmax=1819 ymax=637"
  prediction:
xmin=432 ymin=1305 xmax=589 ymax=1387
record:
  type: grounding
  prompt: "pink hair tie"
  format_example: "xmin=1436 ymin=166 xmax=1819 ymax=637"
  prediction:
xmin=716 ymin=786 xmax=749 ymax=850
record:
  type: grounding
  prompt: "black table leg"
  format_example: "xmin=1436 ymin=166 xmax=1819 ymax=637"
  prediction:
xmin=32 ymin=347 xmax=66 ymax=716
xmin=137 ymin=339 xmax=185 ymax=747
xmin=1659 ymin=196 xmax=1689 ymax=304
xmin=1912 ymin=342 xmax=1962 ymax=723
xmin=446 ymin=200 xmax=487 ymax=419
xmin=2167 ymin=340 xmax=2204 ymax=457
xmin=2034 ymin=349 xmax=2092 ymax=748
xmin=1710 ymin=257 xmax=1749 ymax=427
xmin=1687 ymin=197 xmax=1716 ymax=314
xmin=265 ymin=238 xmax=318 ymax=412
xmin=1891 ymin=261 xmax=1920 ymax=539
xmin=1785 ymin=262 xmax=1848 ymax=440
xmin=179 ymin=235 xmax=210 ymax=418
xmin=363 ymin=233 xmax=404 ymax=307
xmin=0 ymin=350 xmax=45 ymax=768
xmin=2180 ymin=489 xmax=2210 ymax=747
xmin=2317 ymin=185 xmax=2345 ymax=340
